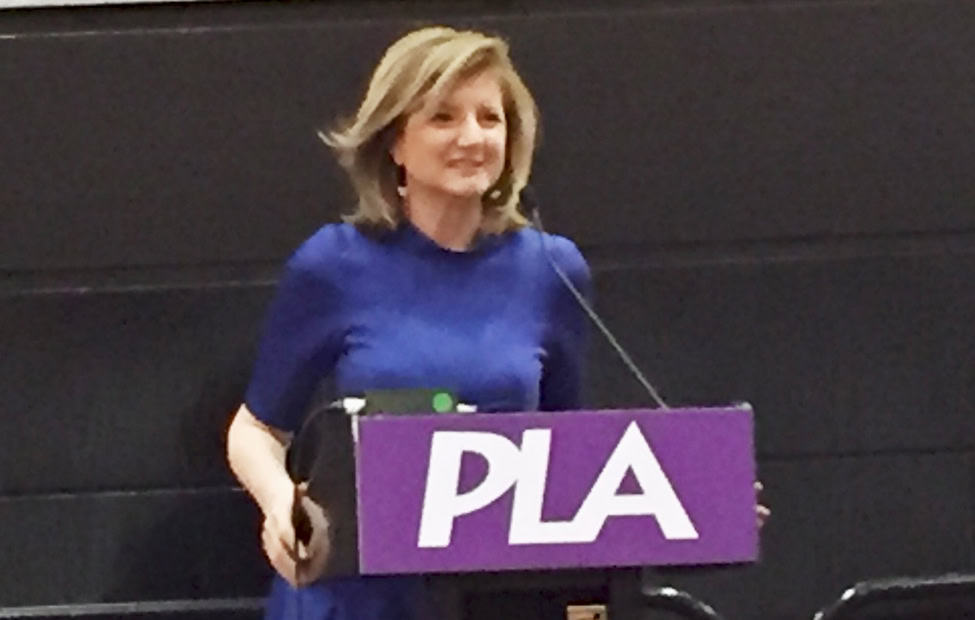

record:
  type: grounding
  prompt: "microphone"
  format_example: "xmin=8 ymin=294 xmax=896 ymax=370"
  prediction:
xmin=286 ymin=398 xmax=357 ymax=598
xmin=293 ymin=485 xmax=312 ymax=546
xmin=520 ymin=186 xmax=670 ymax=410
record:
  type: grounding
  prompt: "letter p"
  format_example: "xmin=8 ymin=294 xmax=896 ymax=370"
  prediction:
xmin=417 ymin=431 xmax=520 ymax=548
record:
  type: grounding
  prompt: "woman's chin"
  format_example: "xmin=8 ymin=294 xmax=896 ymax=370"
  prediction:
xmin=441 ymin=184 xmax=491 ymax=201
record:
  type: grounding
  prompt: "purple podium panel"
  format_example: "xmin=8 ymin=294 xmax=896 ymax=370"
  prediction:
xmin=355 ymin=406 xmax=757 ymax=574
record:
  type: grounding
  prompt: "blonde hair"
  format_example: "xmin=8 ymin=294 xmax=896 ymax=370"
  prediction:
xmin=321 ymin=26 xmax=538 ymax=233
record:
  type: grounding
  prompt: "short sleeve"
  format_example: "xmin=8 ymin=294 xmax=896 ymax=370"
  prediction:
xmin=539 ymin=236 xmax=592 ymax=411
xmin=244 ymin=237 xmax=345 ymax=432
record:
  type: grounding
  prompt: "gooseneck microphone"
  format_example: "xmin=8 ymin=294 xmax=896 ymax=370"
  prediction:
xmin=520 ymin=185 xmax=670 ymax=410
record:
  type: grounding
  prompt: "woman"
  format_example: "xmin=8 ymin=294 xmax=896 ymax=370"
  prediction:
xmin=226 ymin=26 xmax=591 ymax=620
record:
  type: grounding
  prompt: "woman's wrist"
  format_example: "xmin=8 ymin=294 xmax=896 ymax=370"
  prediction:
xmin=260 ymin=475 xmax=298 ymax=517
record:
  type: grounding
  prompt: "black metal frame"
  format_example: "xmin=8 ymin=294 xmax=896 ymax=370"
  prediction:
xmin=641 ymin=585 xmax=726 ymax=620
xmin=813 ymin=573 xmax=975 ymax=620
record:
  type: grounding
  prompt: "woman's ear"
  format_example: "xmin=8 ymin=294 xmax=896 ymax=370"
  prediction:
xmin=390 ymin=133 xmax=403 ymax=167
xmin=387 ymin=113 xmax=409 ymax=166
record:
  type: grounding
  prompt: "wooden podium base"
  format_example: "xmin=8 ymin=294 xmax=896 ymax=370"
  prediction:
xmin=566 ymin=604 xmax=609 ymax=620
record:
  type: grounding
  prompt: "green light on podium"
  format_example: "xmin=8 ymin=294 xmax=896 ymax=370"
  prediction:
xmin=432 ymin=391 xmax=454 ymax=413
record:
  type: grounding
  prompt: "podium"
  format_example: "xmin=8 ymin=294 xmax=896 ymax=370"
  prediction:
xmin=288 ymin=404 xmax=759 ymax=579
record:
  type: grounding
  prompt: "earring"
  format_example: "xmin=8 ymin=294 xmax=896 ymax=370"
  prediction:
xmin=396 ymin=165 xmax=408 ymax=198
xmin=486 ymin=169 xmax=510 ymax=202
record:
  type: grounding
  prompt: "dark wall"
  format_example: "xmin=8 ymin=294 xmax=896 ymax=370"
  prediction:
xmin=2 ymin=0 xmax=974 ymax=618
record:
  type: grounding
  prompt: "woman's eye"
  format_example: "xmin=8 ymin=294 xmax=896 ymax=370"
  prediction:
xmin=481 ymin=112 xmax=505 ymax=127
xmin=431 ymin=112 xmax=452 ymax=122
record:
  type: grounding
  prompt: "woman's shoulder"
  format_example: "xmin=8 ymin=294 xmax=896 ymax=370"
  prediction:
xmin=508 ymin=227 xmax=590 ymax=281
xmin=284 ymin=222 xmax=373 ymax=281
xmin=289 ymin=222 xmax=373 ymax=267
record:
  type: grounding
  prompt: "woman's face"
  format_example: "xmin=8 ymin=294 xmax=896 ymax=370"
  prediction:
xmin=393 ymin=71 xmax=507 ymax=202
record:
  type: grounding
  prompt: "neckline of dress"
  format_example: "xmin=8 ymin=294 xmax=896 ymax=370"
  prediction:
xmin=393 ymin=220 xmax=505 ymax=257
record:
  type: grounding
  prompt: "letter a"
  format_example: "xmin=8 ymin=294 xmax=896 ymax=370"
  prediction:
xmin=570 ymin=421 xmax=699 ymax=542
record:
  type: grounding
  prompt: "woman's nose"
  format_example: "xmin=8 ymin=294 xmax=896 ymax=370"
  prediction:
xmin=456 ymin=115 xmax=483 ymax=145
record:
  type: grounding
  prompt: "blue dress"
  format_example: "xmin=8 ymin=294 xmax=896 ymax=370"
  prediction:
xmin=245 ymin=221 xmax=591 ymax=620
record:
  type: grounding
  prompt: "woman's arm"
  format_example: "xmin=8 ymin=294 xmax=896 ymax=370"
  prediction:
xmin=230 ymin=230 xmax=346 ymax=585
xmin=539 ymin=235 xmax=592 ymax=411
xmin=227 ymin=404 xmax=294 ymax=513
xmin=227 ymin=404 xmax=330 ymax=586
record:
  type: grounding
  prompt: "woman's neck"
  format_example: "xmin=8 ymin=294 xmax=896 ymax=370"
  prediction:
xmin=403 ymin=190 xmax=483 ymax=251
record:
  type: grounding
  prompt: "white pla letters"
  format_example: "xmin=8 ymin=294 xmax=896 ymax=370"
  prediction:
xmin=417 ymin=421 xmax=699 ymax=547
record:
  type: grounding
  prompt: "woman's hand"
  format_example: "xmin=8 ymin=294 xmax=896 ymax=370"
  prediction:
xmin=755 ymin=481 xmax=771 ymax=528
xmin=294 ymin=484 xmax=332 ymax=585
xmin=261 ymin=482 xmax=331 ymax=587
